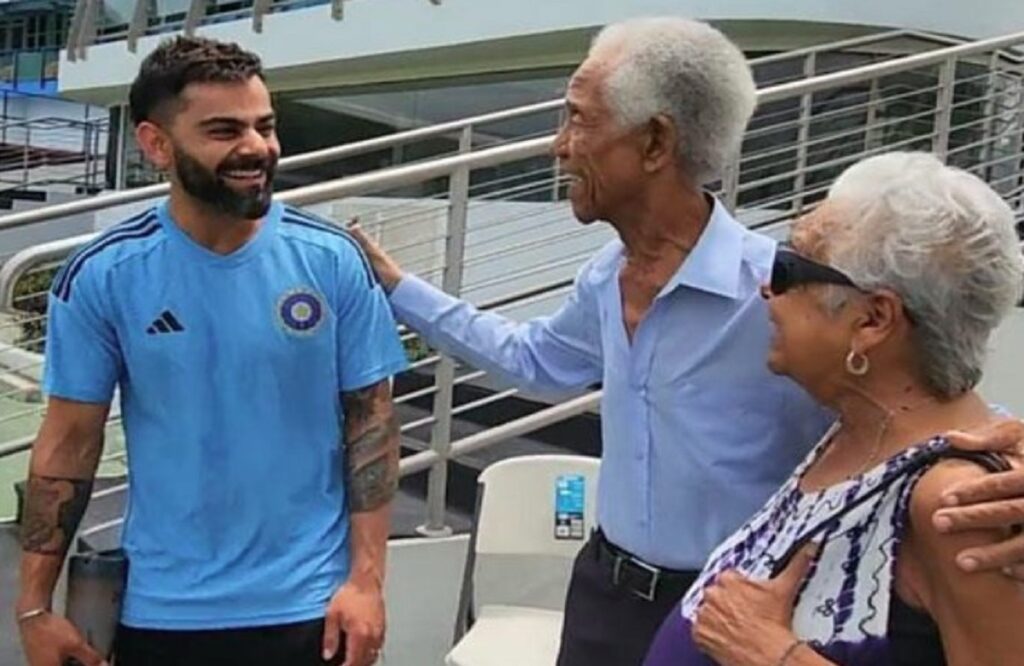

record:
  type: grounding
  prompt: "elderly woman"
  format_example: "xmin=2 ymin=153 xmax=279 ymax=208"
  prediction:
xmin=643 ymin=151 xmax=1024 ymax=666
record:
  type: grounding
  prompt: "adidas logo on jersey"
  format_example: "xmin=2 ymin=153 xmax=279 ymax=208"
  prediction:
xmin=146 ymin=310 xmax=185 ymax=335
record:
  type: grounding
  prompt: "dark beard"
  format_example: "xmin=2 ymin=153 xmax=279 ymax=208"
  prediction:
xmin=173 ymin=145 xmax=277 ymax=220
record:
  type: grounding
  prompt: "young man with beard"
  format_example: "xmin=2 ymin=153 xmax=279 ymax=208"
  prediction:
xmin=14 ymin=37 xmax=407 ymax=666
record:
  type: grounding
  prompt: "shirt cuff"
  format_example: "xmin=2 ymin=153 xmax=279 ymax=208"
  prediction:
xmin=388 ymin=274 xmax=460 ymax=331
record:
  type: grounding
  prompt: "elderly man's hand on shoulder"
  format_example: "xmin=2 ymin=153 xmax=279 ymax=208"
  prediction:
xmin=934 ymin=419 xmax=1024 ymax=578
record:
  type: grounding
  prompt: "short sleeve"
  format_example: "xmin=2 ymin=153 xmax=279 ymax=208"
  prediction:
xmin=335 ymin=246 xmax=408 ymax=392
xmin=42 ymin=262 xmax=122 ymax=403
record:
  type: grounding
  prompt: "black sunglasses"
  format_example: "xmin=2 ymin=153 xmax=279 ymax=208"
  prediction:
xmin=770 ymin=249 xmax=858 ymax=295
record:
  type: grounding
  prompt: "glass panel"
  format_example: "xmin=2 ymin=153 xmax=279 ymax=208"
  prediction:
xmin=14 ymin=51 xmax=43 ymax=83
xmin=274 ymin=68 xmax=569 ymax=193
xmin=148 ymin=0 xmax=190 ymax=33
xmin=43 ymin=49 xmax=59 ymax=80
xmin=99 ymin=0 xmax=137 ymax=37
xmin=206 ymin=0 xmax=254 ymax=23
xmin=0 ymin=53 xmax=14 ymax=86
xmin=268 ymin=0 xmax=328 ymax=14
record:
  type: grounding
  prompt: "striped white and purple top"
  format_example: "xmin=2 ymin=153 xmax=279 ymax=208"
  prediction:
xmin=645 ymin=423 xmax=958 ymax=665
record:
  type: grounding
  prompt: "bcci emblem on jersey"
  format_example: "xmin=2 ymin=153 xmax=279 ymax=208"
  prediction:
xmin=277 ymin=288 xmax=325 ymax=335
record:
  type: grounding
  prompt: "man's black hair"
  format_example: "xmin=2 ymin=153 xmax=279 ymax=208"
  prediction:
xmin=128 ymin=35 xmax=264 ymax=126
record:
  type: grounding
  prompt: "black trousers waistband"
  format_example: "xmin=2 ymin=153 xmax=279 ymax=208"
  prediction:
xmin=591 ymin=529 xmax=699 ymax=602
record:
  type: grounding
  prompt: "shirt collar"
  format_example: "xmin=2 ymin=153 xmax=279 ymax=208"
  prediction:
xmin=657 ymin=197 xmax=745 ymax=300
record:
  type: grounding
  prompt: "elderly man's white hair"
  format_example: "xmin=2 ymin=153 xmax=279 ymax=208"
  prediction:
xmin=590 ymin=17 xmax=757 ymax=185
xmin=824 ymin=151 xmax=1024 ymax=398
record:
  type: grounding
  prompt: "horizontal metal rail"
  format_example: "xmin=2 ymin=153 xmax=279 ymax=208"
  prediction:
xmin=0 ymin=101 xmax=561 ymax=231
xmin=399 ymin=391 xmax=602 ymax=476
xmin=759 ymin=30 xmax=1024 ymax=104
xmin=6 ymin=29 xmax=1023 ymax=234
xmin=3 ymin=31 xmax=1024 ymax=544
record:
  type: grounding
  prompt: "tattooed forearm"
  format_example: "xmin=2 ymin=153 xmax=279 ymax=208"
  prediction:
xmin=20 ymin=474 xmax=93 ymax=555
xmin=343 ymin=381 xmax=400 ymax=513
xmin=348 ymin=422 xmax=399 ymax=511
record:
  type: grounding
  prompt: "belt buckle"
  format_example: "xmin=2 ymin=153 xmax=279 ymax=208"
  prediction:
xmin=611 ymin=553 xmax=661 ymax=601
xmin=629 ymin=556 xmax=660 ymax=601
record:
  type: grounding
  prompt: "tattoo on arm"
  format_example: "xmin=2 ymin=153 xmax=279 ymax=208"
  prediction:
xmin=343 ymin=380 xmax=400 ymax=513
xmin=20 ymin=474 xmax=94 ymax=555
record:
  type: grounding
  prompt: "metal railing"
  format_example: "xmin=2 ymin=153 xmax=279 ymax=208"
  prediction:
xmin=0 ymin=92 xmax=109 ymax=197
xmin=10 ymin=29 xmax=1016 ymax=228
xmin=0 ymin=115 xmax=108 ymax=194
xmin=0 ymin=98 xmax=563 ymax=232
xmin=1 ymin=31 xmax=1023 ymax=536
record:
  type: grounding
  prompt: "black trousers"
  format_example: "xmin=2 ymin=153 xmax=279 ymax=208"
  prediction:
xmin=113 ymin=619 xmax=345 ymax=666
xmin=556 ymin=532 xmax=699 ymax=666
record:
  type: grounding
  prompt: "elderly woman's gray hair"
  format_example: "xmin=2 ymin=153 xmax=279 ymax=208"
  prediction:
xmin=590 ymin=17 xmax=757 ymax=185
xmin=823 ymin=152 xmax=1024 ymax=398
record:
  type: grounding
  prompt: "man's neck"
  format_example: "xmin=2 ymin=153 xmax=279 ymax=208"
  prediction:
xmin=168 ymin=190 xmax=263 ymax=255
xmin=613 ymin=185 xmax=712 ymax=283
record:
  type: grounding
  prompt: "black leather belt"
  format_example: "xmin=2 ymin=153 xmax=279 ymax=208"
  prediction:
xmin=592 ymin=529 xmax=699 ymax=602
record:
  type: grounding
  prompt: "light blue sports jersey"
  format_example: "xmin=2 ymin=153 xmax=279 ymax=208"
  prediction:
xmin=43 ymin=200 xmax=408 ymax=629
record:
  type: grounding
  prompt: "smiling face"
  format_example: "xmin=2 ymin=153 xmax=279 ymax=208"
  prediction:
xmin=137 ymin=75 xmax=280 ymax=221
xmin=762 ymin=207 xmax=862 ymax=398
xmin=552 ymin=55 xmax=650 ymax=225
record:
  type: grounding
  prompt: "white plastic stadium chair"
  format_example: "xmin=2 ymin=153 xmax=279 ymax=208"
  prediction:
xmin=445 ymin=454 xmax=600 ymax=666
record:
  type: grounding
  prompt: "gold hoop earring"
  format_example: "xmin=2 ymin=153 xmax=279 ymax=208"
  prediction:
xmin=845 ymin=349 xmax=870 ymax=376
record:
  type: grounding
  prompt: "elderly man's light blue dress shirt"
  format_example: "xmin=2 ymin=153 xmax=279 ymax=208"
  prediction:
xmin=389 ymin=200 xmax=833 ymax=569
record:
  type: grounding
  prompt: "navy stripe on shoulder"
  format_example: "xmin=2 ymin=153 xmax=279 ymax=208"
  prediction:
xmin=281 ymin=210 xmax=376 ymax=288
xmin=53 ymin=214 xmax=161 ymax=302
xmin=51 ymin=207 xmax=159 ymax=298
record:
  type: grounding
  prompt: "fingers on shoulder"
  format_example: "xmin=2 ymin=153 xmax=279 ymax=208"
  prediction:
xmin=910 ymin=461 xmax=1004 ymax=566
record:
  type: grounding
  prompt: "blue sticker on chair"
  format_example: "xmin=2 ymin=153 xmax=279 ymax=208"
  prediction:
xmin=555 ymin=474 xmax=585 ymax=540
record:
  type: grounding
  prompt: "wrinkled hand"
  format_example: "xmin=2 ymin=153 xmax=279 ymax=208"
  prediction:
xmin=693 ymin=544 xmax=815 ymax=666
xmin=323 ymin=578 xmax=385 ymax=666
xmin=19 ymin=612 xmax=107 ymax=666
xmin=347 ymin=220 xmax=404 ymax=293
xmin=936 ymin=419 xmax=1024 ymax=578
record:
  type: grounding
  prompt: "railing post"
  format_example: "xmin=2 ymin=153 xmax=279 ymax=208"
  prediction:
xmin=793 ymin=52 xmax=815 ymax=212
xmin=934 ymin=56 xmax=957 ymax=162
xmin=252 ymin=0 xmax=273 ymax=33
xmin=183 ymin=0 xmax=208 ymax=37
xmin=551 ymin=107 xmax=565 ymax=202
xmin=22 ymin=125 xmax=30 ymax=187
xmin=81 ymin=122 xmax=91 ymax=189
xmin=64 ymin=0 xmax=86 ymax=62
xmin=76 ymin=0 xmax=101 ymax=61
xmin=417 ymin=125 xmax=473 ymax=538
xmin=865 ymin=75 xmax=882 ymax=151
xmin=126 ymin=0 xmax=149 ymax=53
xmin=981 ymin=52 xmax=1001 ymax=180
xmin=93 ymin=121 xmax=104 ymax=189
xmin=1013 ymin=72 xmax=1024 ymax=212
xmin=112 ymin=107 xmax=127 ymax=190
xmin=722 ymin=151 xmax=740 ymax=210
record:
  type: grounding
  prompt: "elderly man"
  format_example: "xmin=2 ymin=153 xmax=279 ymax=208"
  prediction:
xmin=350 ymin=17 xmax=1024 ymax=665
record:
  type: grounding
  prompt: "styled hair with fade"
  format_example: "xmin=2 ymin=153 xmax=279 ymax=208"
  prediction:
xmin=128 ymin=36 xmax=264 ymax=126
